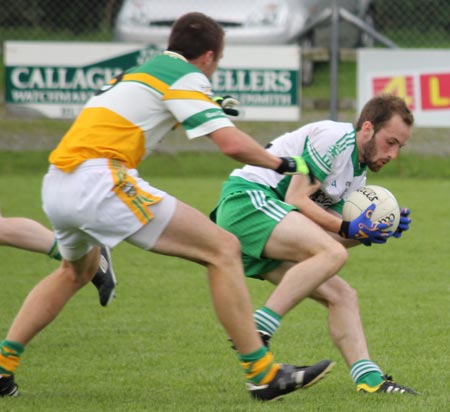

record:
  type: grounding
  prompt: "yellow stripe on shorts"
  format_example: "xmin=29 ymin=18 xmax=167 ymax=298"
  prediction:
xmin=108 ymin=159 xmax=162 ymax=224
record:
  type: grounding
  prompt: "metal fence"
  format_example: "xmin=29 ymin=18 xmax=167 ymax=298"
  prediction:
xmin=1 ymin=0 xmax=449 ymax=48
xmin=1 ymin=1 xmax=449 ymax=151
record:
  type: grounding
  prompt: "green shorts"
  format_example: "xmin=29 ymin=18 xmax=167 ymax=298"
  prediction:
xmin=211 ymin=178 xmax=298 ymax=278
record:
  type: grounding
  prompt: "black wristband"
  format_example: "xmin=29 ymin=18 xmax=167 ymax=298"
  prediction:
xmin=275 ymin=157 xmax=296 ymax=174
xmin=223 ymin=107 xmax=239 ymax=116
xmin=339 ymin=221 xmax=349 ymax=238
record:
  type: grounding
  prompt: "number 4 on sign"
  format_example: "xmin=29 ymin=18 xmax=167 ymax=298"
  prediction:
xmin=372 ymin=76 xmax=414 ymax=109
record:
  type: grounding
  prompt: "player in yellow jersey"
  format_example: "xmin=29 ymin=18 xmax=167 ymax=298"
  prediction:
xmin=0 ymin=12 xmax=334 ymax=400
xmin=0 ymin=212 xmax=116 ymax=306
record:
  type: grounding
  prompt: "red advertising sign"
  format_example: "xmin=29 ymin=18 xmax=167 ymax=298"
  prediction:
xmin=420 ymin=73 xmax=450 ymax=110
xmin=358 ymin=49 xmax=450 ymax=127
xmin=372 ymin=76 xmax=415 ymax=110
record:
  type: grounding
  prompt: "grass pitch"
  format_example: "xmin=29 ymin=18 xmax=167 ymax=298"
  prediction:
xmin=0 ymin=153 xmax=449 ymax=412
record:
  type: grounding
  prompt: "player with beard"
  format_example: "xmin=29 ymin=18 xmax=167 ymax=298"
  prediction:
xmin=211 ymin=94 xmax=418 ymax=394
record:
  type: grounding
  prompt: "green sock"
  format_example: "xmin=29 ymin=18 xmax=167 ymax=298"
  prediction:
xmin=350 ymin=359 xmax=384 ymax=387
xmin=239 ymin=346 xmax=268 ymax=364
xmin=48 ymin=238 xmax=62 ymax=261
xmin=253 ymin=306 xmax=281 ymax=336
xmin=0 ymin=340 xmax=25 ymax=376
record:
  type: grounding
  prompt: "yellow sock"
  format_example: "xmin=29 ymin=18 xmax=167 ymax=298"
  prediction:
xmin=0 ymin=340 xmax=24 ymax=376
xmin=239 ymin=347 xmax=279 ymax=385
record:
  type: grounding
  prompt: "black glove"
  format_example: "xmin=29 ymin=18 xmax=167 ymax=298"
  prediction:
xmin=275 ymin=156 xmax=315 ymax=184
xmin=213 ymin=95 xmax=239 ymax=116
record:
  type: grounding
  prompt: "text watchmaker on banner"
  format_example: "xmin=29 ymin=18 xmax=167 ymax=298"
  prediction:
xmin=5 ymin=41 xmax=301 ymax=122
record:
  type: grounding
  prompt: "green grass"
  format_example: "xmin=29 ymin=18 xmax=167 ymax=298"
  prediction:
xmin=0 ymin=153 xmax=449 ymax=411
xmin=0 ymin=150 xmax=448 ymax=179
xmin=383 ymin=28 xmax=450 ymax=48
xmin=302 ymin=62 xmax=357 ymax=100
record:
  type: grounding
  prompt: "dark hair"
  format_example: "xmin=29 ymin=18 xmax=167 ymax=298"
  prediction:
xmin=355 ymin=94 xmax=414 ymax=133
xmin=167 ymin=12 xmax=224 ymax=60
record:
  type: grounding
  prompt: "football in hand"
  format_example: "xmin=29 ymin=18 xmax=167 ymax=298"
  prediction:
xmin=342 ymin=185 xmax=400 ymax=233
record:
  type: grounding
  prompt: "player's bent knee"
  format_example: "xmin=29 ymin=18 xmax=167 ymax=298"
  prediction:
xmin=337 ymin=242 xmax=349 ymax=264
xmin=324 ymin=241 xmax=349 ymax=274
xmin=56 ymin=267 xmax=90 ymax=289
xmin=211 ymin=228 xmax=242 ymax=264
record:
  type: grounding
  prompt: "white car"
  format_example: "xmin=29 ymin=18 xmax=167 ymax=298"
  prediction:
xmin=113 ymin=0 xmax=376 ymax=84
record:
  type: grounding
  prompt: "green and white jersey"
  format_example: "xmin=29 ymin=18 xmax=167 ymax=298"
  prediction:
xmin=229 ymin=120 xmax=367 ymax=213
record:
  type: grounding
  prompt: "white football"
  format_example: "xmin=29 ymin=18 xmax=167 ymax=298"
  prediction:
xmin=342 ymin=185 xmax=400 ymax=233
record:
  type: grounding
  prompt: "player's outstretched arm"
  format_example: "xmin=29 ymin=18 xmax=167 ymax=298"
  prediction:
xmin=209 ymin=127 xmax=312 ymax=177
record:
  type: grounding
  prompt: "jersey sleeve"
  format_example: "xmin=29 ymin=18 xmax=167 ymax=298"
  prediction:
xmin=301 ymin=122 xmax=355 ymax=183
xmin=163 ymin=72 xmax=234 ymax=139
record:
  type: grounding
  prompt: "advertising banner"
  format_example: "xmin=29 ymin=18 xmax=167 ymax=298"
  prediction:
xmin=358 ymin=49 xmax=450 ymax=128
xmin=5 ymin=41 xmax=300 ymax=121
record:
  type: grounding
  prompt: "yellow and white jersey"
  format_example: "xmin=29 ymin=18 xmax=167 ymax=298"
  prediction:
xmin=49 ymin=52 xmax=234 ymax=172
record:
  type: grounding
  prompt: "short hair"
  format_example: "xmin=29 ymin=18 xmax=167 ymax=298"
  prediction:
xmin=355 ymin=94 xmax=414 ymax=133
xmin=167 ymin=12 xmax=224 ymax=60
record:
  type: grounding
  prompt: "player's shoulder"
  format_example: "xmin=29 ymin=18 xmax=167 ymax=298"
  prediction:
xmin=138 ymin=53 xmax=209 ymax=90
xmin=311 ymin=120 xmax=353 ymax=133
xmin=307 ymin=120 xmax=354 ymax=142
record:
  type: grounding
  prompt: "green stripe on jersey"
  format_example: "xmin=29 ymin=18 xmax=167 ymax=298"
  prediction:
xmin=182 ymin=108 xmax=227 ymax=131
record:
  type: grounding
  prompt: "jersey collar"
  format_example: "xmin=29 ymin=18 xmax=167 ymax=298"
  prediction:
xmin=351 ymin=138 xmax=366 ymax=176
xmin=163 ymin=51 xmax=188 ymax=62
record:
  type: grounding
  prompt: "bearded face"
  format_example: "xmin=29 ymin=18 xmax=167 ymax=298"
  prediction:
xmin=359 ymin=115 xmax=412 ymax=172
xmin=360 ymin=135 xmax=382 ymax=172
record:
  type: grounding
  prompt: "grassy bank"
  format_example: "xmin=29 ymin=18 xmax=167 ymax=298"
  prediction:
xmin=0 ymin=150 xmax=448 ymax=180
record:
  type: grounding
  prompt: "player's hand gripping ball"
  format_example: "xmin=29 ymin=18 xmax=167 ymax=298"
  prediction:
xmin=342 ymin=185 xmax=401 ymax=234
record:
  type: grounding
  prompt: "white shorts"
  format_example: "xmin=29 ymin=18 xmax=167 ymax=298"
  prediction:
xmin=42 ymin=159 xmax=176 ymax=261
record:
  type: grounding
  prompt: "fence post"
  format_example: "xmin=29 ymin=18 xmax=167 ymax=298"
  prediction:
xmin=330 ymin=0 xmax=339 ymax=120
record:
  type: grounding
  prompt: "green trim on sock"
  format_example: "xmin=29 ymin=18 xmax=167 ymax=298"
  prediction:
xmin=254 ymin=306 xmax=282 ymax=336
xmin=261 ymin=306 xmax=281 ymax=322
xmin=48 ymin=239 xmax=62 ymax=261
xmin=0 ymin=340 xmax=24 ymax=375
xmin=357 ymin=371 xmax=384 ymax=387
xmin=1 ymin=340 xmax=24 ymax=356
xmin=239 ymin=346 xmax=276 ymax=385
xmin=239 ymin=346 xmax=267 ymax=363
xmin=351 ymin=359 xmax=383 ymax=386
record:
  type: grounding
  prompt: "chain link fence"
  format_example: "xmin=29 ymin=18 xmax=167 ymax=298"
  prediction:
xmin=1 ymin=0 xmax=449 ymax=155
xmin=374 ymin=0 xmax=450 ymax=48
xmin=0 ymin=0 xmax=449 ymax=48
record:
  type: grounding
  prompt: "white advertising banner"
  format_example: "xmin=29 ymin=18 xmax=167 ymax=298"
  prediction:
xmin=357 ymin=49 xmax=450 ymax=128
xmin=4 ymin=41 xmax=300 ymax=121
